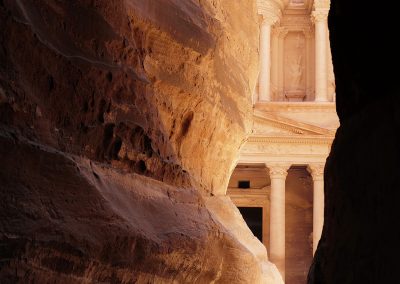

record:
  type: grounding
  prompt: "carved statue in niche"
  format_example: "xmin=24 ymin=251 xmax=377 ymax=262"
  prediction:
xmin=295 ymin=34 xmax=303 ymax=49
xmin=290 ymin=55 xmax=303 ymax=90
xmin=284 ymin=33 xmax=306 ymax=101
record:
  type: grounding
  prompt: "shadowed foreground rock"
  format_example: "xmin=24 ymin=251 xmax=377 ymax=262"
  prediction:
xmin=0 ymin=131 xmax=282 ymax=283
xmin=0 ymin=0 xmax=282 ymax=283
xmin=308 ymin=0 xmax=400 ymax=283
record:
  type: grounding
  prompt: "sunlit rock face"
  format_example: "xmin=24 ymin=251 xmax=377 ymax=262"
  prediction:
xmin=0 ymin=0 xmax=256 ymax=194
xmin=308 ymin=0 xmax=400 ymax=283
xmin=0 ymin=0 xmax=283 ymax=283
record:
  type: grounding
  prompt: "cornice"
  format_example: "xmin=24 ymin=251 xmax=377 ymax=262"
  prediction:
xmin=254 ymin=117 xmax=312 ymax=135
xmin=247 ymin=135 xmax=334 ymax=144
xmin=228 ymin=188 xmax=269 ymax=196
xmin=255 ymin=101 xmax=337 ymax=112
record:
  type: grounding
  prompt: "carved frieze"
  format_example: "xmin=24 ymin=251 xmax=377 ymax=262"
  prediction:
xmin=241 ymin=141 xmax=330 ymax=156
xmin=272 ymin=26 xmax=289 ymax=38
xmin=282 ymin=15 xmax=312 ymax=27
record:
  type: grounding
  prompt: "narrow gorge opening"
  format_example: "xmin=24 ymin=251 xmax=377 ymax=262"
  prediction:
xmin=228 ymin=165 xmax=314 ymax=283
xmin=226 ymin=0 xmax=337 ymax=282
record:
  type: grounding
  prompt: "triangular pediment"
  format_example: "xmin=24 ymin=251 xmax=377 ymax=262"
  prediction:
xmin=253 ymin=109 xmax=334 ymax=136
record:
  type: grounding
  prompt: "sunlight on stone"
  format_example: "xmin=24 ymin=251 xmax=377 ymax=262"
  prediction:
xmin=226 ymin=0 xmax=338 ymax=283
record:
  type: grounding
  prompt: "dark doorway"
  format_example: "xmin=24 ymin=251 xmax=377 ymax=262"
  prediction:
xmin=238 ymin=180 xmax=250 ymax=189
xmin=238 ymin=207 xmax=263 ymax=242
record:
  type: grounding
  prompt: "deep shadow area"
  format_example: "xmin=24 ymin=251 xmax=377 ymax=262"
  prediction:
xmin=238 ymin=207 xmax=263 ymax=242
xmin=308 ymin=0 xmax=400 ymax=283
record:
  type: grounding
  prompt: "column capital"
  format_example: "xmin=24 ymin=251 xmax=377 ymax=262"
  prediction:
xmin=307 ymin=163 xmax=325 ymax=181
xmin=262 ymin=15 xmax=280 ymax=26
xmin=313 ymin=0 xmax=331 ymax=10
xmin=257 ymin=0 xmax=284 ymax=25
xmin=311 ymin=10 xmax=329 ymax=23
xmin=268 ymin=163 xmax=290 ymax=179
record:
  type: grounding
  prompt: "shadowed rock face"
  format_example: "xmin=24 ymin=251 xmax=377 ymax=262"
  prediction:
xmin=308 ymin=1 xmax=400 ymax=283
xmin=0 ymin=0 xmax=284 ymax=283
xmin=0 ymin=133 xmax=266 ymax=283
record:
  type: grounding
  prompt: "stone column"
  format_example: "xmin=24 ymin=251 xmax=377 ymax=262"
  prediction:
xmin=270 ymin=28 xmax=279 ymax=100
xmin=308 ymin=164 xmax=325 ymax=254
xmin=312 ymin=9 xmax=329 ymax=102
xmin=256 ymin=0 xmax=283 ymax=102
xmin=304 ymin=29 xmax=313 ymax=100
xmin=268 ymin=163 xmax=289 ymax=280
xmin=259 ymin=18 xmax=275 ymax=102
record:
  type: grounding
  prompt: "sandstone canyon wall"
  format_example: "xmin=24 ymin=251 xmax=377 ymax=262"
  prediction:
xmin=0 ymin=0 xmax=282 ymax=283
xmin=308 ymin=0 xmax=400 ymax=283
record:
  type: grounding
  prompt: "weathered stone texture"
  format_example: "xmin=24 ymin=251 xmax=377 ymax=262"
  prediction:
xmin=0 ymin=0 xmax=282 ymax=283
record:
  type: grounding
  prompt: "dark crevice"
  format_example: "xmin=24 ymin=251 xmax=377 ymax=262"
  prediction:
xmin=181 ymin=111 xmax=193 ymax=137
xmin=110 ymin=136 xmax=122 ymax=160
xmin=136 ymin=160 xmax=146 ymax=174
xmin=97 ymin=99 xmax=106 ymax=123
xmin=106 ymin=71 xmax=113 ymax=82
xmin=48 ymin=75 xmax=55 ymax=92
xmin=102 ymin=123 xmax=115 ymax=149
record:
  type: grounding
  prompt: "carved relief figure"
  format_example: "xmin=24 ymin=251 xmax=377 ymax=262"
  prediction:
xmin=290 ymin=55 xmax=303 ymax=90
xmin=295 ymin=34 xmax=304 ymax=49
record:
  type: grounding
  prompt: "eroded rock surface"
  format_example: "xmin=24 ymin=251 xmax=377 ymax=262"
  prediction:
xmin=0 ymin=0 xmax=280 ymax=283
xmin=0 ymin=0 xmax=256 ymax=194
xmin=0 ymin=131 xmax=269 ymax=283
